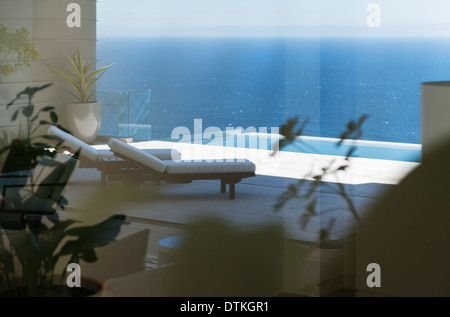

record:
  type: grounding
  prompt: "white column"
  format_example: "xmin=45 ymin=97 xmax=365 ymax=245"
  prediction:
xmin=0 ymin=0 xmax=97 ymax=136
xmin=421 ymin=81 xmax=450 ymax=158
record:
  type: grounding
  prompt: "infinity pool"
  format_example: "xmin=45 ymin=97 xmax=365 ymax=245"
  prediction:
xmin=195 ymin=133 xmax=422 ymax=162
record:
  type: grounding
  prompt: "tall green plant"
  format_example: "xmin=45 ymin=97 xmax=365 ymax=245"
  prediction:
xmin=0 ymin=85 xmax=128 ymax=296
xmin=43 ymin=48 xmax=114 ymax=103
xmin=0 ymin=212 xmax=127 ymax=297
xmin=0 ymin=84 xmax=67 ymax=172
xmin=272 ymin=115 xmax=369 ymax=246
xmin=0 ymin=24 xmax=40 ymax=82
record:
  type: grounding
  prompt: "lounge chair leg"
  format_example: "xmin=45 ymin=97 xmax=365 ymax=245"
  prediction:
xmin=221 ymin=180 xmax=226 ymax=193
xmin=229 ymin=183 xmax=235 ymax=199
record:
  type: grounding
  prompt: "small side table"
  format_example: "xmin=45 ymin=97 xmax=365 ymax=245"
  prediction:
xmin=158 ymin=235 xmax=186 ymax=266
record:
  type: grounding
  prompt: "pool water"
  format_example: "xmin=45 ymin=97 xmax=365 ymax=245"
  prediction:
xmin=195 ymin=133 xmax=422 ymax=162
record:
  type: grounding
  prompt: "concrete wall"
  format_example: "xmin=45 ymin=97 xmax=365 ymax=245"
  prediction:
xmin=0 ymin=0 xmax=97 ymax=136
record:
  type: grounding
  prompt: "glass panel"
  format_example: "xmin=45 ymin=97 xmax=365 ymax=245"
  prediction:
xmin=98 ymin=89 xmax=152 ymax=140
xmin=96 ymin=1 xmax=450 ymax=161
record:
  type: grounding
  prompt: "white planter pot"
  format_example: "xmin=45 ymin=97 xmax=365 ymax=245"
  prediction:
xmin=64 ymin=102 xmax=102 ymax=144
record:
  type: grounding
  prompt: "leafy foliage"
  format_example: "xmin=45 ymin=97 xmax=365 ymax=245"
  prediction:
xmin=272 ymin=115 xmax=369 ymax=246
xmin=0 ymin=86 xmax=128 ymax=296
xmin=43 ymin=47 xmax=114 ymax=103
xmin=0 ymin=84 xmax=68 ymax=173
xmin=0 ymin=25 xmax=40 ymax=82
xmin=0 ymin=213 xmax=127 ymax=297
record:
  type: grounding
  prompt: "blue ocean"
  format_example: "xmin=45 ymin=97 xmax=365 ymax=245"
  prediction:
xmin=96 ymin=37 xmax=450 ymax=145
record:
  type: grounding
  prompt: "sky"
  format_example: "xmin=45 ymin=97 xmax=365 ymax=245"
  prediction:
xmin=97 ymin=0 xmax=450 ymax=37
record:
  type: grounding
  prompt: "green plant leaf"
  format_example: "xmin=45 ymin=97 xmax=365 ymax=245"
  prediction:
xmin=85 ymin=64 xmax=113 ymax=85
xmin=79 ymin=249 xmax=98 ymax=263
xmin=41 ymin=106 xmax=55 ymax=112
xmin=85 ymin=89 xmax=96 ymax=103
xmin=6 ymin=230 xmax=40 ymax=295
xmin=0 ymin=25 xmax=40 ymax=83
xmin=58 ymin=215 xmax=127 ymax=257
xmin=319 ymin=229 xmax=330 ymax=243
xmin=56 ymin=125 xmax=71 ymax=134
xmin=36 ymin=219 xmax=78 ymax=260
xmin=58 ymin=196 xmax=68 ymax=208
xmin=39 ymin=120 xmax=51 ymax=126
xmin=64 ymin=50 xmax=84 ymax=85
xmin=44 ymin=63 xmax=77 ymax=82
xmin=0 ymin=232 xmax=15 ymax=275
xmin=21 ymin=85 xmax=50 ymax=99
xmin=35 ymin=83 xmax=52 ymax=92
xmin=50 ymin=111 xmax=58 ymax=123
xmin=300 ymin=213 xmax=311 ymax=231
xmin=306 ymin=199 xmax=317 ymax=215
xmin=39 ymin=134 xmax=64 ymax=144
xmin=358 ymin=114 xmax=369 ymax=127
xmin=0 ymin=247 xmax=14 ymax=275
xmin=68 ymin=91 xmax=83 ymax=103
xmin=7 ymin=98 xmax=18 ymax=108
xmin=11 ymin=109 xmax=19 ymax=121
xmin=76 ymin=48 xmax=83 ymax=78
xmin=43 ymin=48 xmax=113 ymax=103
xmin=345 ymin=146 xmax=356 ymax=160
xmin=32 ymin=142 xmax=54 ymax=149
xmin=22 ymin=104 xmax=34 ymax=118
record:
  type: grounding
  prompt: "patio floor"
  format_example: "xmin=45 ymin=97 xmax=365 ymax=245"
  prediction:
xmin=60 ymin=140 xmax=419 ymax=264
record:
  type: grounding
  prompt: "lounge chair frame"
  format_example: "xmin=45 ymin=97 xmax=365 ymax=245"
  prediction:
xmin=109 ymin=152 xmax=255 ymax=199
xmin=47 ymin=126 xmax=182 ymax=187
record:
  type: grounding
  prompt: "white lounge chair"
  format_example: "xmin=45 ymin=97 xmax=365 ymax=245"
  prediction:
xmin=107 ymin=138 xmax=256 ymax=199
xmin=47 ymin=126 xmax=181 ymax=185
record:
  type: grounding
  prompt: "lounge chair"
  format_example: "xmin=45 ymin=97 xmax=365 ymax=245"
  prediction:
xmin=107 ymin=138 xmax=256 ymax=199
xmin=0 ymin=154 xmax=79 ymax=228
xmin=47 ymin=126 xmax=181 ymax=185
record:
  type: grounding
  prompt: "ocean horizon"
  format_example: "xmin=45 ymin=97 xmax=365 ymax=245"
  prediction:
xmin=96 ymin=36 xmax=450 ymax=145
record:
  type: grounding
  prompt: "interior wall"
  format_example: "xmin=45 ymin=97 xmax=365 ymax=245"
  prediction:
xmin=0 ymin=0 xmax=97 ymax=135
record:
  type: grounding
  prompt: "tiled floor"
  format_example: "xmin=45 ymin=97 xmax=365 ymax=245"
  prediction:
xmin=61 ymin=140 xmax=419 ymax=261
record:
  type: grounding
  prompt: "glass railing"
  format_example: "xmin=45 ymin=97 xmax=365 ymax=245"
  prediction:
xmin=97 ymin=89 xmax=152 ymax=141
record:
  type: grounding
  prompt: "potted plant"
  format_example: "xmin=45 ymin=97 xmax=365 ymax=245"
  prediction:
xmin=0 ymin=24 xmax=40 ymax=83
xmin=43 ymin=48 xmax=114 ymax=144
xmin=0 ymin=210 xmax=127 ymax=297
xmin=272 ymin=115 xmax=368 ymax=296
xmin=0 ymin=86 xmax=127 ymax=297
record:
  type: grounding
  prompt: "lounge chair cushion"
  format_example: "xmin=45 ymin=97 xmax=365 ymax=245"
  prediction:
xmin=164 ymin=159 xmax=255 ymax=174
xmin=48 ymin=126 xmax=101 ymax=162
xmin=48 ymin=126 xmax=181 ymax=161
xmin=97 ymin=148 xmax=181 ymax=161
xmin=108 ymin=138 xmax=167 ymax=173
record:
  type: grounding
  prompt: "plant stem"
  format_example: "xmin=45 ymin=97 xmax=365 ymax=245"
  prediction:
xmin=337 ymin=182 xmax=362 ymax=228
